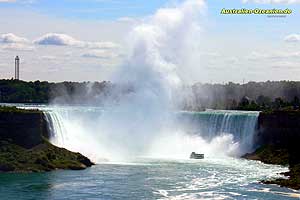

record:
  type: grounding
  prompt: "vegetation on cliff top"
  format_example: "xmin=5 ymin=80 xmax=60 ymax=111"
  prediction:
xmin=0 ymin=106 xmax=40 ymax=113
xmin=236 ymin=96 xmax=300 ymax=112
xmin=260 ymin=109 xmax=300 ymax=115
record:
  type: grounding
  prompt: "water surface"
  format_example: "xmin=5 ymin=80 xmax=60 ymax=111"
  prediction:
xmin=0 ymin=158 xmax=299 ymax=200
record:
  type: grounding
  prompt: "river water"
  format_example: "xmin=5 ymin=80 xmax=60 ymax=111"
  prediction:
xmin=0 ymin=158 xmax=298 ymax=200
xmin=0 ymin=104 xmax=299 ymax=199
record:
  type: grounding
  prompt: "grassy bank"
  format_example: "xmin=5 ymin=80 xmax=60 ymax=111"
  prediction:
xmin=0 ymin=140 xmax=93 ymax=172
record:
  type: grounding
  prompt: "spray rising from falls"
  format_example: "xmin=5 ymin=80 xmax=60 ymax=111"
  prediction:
xmin=174 ymin=110 xmax=259 ymax=157
xmin=44 ymin=108 xmax=259 ymax=162
xmin=43 ymin=0 xmax=207 ymax=162
xmin=43 ymin=1 xmax=258 ymax=162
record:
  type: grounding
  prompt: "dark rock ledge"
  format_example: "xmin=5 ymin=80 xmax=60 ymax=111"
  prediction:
xmin=243 ymin=145 xmax=300 ymax=190
xmin=243 ymin=110 xmax=300 ymax=190
xmin=0 ymin=106 xmax=94 ymax=173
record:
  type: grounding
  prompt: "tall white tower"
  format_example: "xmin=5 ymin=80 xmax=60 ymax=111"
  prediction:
xmin=15 ymin=56 xmax=20 ymax=80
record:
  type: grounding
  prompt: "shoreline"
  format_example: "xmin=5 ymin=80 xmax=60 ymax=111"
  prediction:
xmin=243 ymin=145 xmax=300 ymax=190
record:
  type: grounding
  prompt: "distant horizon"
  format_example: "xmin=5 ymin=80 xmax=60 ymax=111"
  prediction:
xmin=2 ymin=78 xmax=300 ymax=85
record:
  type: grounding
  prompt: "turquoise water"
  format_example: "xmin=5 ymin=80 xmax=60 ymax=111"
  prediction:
xmin=0 ymin=158 xmax=299 ymax=200
xmin=1 ymin=104 xmax=299 ymax=199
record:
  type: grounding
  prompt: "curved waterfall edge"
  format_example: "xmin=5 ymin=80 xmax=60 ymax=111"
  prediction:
xmin=42 ymin=108 xmax=260 ymax=162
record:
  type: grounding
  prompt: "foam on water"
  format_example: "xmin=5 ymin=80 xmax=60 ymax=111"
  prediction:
xmin=1 ymin=155 xmax=294 ymax=200
xmin=148 ymin=158 xmax=289 ymax=200
xmin=41 ymin=106 xmax=259 ymax=162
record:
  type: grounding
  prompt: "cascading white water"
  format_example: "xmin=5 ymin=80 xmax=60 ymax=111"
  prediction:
xmin=177 ymin=110 xmax=259 ymax=156
xmin=43 ymin=107 xmax=259 ymax=162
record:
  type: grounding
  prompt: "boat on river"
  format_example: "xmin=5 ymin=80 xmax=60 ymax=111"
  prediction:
xmin=190 ymin=152 xmax=204 ymax=159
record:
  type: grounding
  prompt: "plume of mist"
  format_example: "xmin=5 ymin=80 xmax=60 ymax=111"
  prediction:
xmin=112 ymin=0 xmax=205 ymax=99
xmin=49 ymin=81 xmax=113 ymax=106
xmin=96 ymin=0 xmax=206 ymax=159
xmin=48 ymin=1 xmax=249 ymax=162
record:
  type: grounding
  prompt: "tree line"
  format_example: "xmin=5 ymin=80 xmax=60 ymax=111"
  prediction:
xmin=1 ymin=79 xmax=300 ymax=111
xmin=182 ymin=81 xmax=300 ymax=111
xmin=0 ymin=79 xmax=110 ymax=104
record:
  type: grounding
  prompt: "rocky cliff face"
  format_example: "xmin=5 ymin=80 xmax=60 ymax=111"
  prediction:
xmin=257 ymin=110 xmax=300 ymax=165
xmin=244 ymin=110 xmax=300 ymax=190
xmin=0 ymin=107 xmax=94 ymax=173
xmin=0 ymin=111 xmax=49 ymax=148
xmin=257 ymin=111 xmax=300 ymax=146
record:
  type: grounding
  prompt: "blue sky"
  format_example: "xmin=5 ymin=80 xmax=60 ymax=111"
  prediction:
xmin=1 ymin=0 xmax=169 ymax=20
xmin=2 ymin=0 xmax=299 ymax=20
xmin=0 ymin=0 xmax=300 ymax=83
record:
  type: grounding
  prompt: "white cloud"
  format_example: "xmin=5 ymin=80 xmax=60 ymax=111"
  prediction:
xmin=82 ymin=50 xmax=119 ymax=59
xmin=33 ymin=33 xmax=119 ymax=50
xmin=0 ymin=33 xmax=28 ymax=44
xmin=0 ymin=33 xmax=33 ymax=51
xmin=247 ymin=51 xmax=300 ymax=61
xmin=0 ymin=0 xmax=16 ymax=2
xmin=40 ymin=55 xmax=57 ymax=60
xmin=0 ymin=8 xmax=133 ymax=81
xmin=226 ymin=56 xmax=239 ymax=64
xmin=117 ymin=17 xmax=138 ymax=23
xmin=199 ymin=52 xmax=221 ymax=58
xmin=247 ymin=51 xmax=269 ymax=60
xmin=271 ymin=61 xmax=300 ymax=69
xmin=243 ymin=0 xmax=300 ymax=3
xmin=33 ymin=33 xmax=82 ymax=46
xmin=0 ymin=0 xmax=36 ymax=3
xmin=0 ymin=0 xmax=37 ymax=4
xmin=284 ymin=34 xmax=300 ymax=42
xmin=1 ymin=43 xmax=34 ymax=51
xmin=85 ymin=41 xmax=119 ymax=49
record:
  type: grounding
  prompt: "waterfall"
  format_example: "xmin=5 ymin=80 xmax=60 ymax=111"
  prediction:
xmin=40 ymin=1 xmax=209 ymax=162
xmin=177 ymin=110 xmax=259 ymax=155
xmin=42 ymin=107 xmax=259 ymax=162
xmin=43 ymin=107 xmax=109 ymax=161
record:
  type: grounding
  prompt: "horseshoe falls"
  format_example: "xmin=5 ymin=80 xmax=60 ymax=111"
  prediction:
xmin=43 ymin=107 xmax=259 ymax=162
xmin=177 ymin=110 xmax=260 ymax=157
